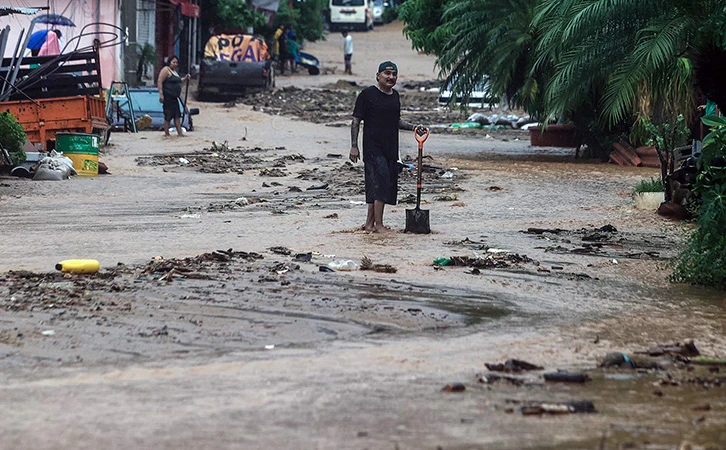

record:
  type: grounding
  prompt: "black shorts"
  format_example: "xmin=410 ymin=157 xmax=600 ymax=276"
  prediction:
xmin=364 ymin=155 xmax=399 ymax=205
xmin=163 ymin=96 xmax=181 ymax=122
xmin=344 ymin=54 xmax=352 ymax=63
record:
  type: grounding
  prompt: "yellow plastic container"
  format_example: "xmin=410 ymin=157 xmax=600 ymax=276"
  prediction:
xmin=55 ymin=132 xmax=100 ymax=177
xmin=55 ymin=259 xmax=100 ymax=274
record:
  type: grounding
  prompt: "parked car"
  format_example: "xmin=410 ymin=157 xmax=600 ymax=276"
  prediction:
xmin=107 ymin=86 xmax=199 ymax=132
xmin=373 ymin=0 xmax=386 ymax=24
xmin=198 ymin=33 xmax=274 ymax=99
xmin=438 ymin=77 xmax=499 ymax=109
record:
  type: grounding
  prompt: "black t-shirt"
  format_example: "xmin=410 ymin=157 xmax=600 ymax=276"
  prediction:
xmin=352 ymin=86 xmax=400 ymax=161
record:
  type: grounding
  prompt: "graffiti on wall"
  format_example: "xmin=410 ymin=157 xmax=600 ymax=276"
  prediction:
xmin=203 ymin=34 xmax=270 ymax=62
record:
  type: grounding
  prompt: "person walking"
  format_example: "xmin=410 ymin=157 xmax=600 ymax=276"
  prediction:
xmin=350 ymin=61 xmax=428 ymax=233
xmin=157 ymin=55 xmax=190 ymax=137
xmin=342 ymin=30 xmax=353 ymax=75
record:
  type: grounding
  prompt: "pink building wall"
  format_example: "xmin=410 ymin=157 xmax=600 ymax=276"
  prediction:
xmin=0 ymin=0 xmax=123 ymax=88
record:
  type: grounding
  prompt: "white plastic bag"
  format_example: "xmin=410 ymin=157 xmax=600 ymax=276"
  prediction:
xmin=33 ymin=150 xmax=77 ymax=181
xmin=328 ymin=260 xmax=359 ymax=271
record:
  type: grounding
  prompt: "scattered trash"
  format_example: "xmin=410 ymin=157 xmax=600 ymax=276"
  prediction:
xmin=520 ymin=400 xmax=596 ymax=415
xmin=485 ymin=359 xmax=543 ymax=373
xmin=259 ymin=168 xmax=287 ymax=177
xmin=690 ymin=356 xmax=726 ymax=366
xmin=179 ymin=214 xmax=201 ymax=219
xmin=323 ymin=213 xmax=339 ymax=219
xmin=479 ymin=373 xmax=526 ymax=386
xmin=210 ymin=141 xmax=230 ymax=152
xmin=441 ymin=382 xmax=466 ymax=392
xmin=178 ymin=157 xmax=190 ymax=165
xmin=601 ymin=352 xmax=637 ymax=368
xmin=440 ymin=171 xmax=454 ymax=178
xmin=264 ymin=344 xmax=275 ymax=350
xmin=450 ymin=122 xmax=482 ymax=129
xmin=439 ymin=253 xmax=534 ymax=270
xmin=328 ymin=260 xmax=359 ymax=271
xmin=268 ymin=246 xmax=291 ymax=255
xmin=55 ymin=259 xmax=100 ymax=274
xmin=306 ymin=183 xmax=329 ymax=190
xmin=235 ymin=197 xmax=249 ymax=206
xmin=543 ymin=371 xmax=591 ymax=383
xmin=524 ymin=228 xmax=566 ymax=235
xmin=294 ymin=252 xmax=313 ymax=262
xmin=41 ymin=330 xmax=55 ymax=336
xmin=635 ymin=340 xmax=700 ymax=357
xmin=349 ymin=200 xmax=366 ymax=205
xmin=486 ymin=248 xmax=509 ymax=254
xmin=360 ymin=256 xmax=397 ymax=273
xmin=33 ymin=150 xmax=77 ymax=181
xmin=319 ymin=266 xmax=335 ymax=272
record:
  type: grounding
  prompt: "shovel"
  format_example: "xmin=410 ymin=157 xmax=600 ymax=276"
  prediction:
xmin=405 ymin=128 xmax=431 ymax=234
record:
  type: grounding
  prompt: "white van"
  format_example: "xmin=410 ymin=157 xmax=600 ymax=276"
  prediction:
xmin=329 ymin=0 xmax=374 ymax=32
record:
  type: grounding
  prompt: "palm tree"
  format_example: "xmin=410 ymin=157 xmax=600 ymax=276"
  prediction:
xmin=434 ymin=0 xmax=543 ymax=115
xmin=534 ymin=0 xmax=725 ymax=127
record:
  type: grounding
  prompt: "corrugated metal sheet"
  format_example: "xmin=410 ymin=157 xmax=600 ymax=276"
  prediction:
xmin=0 ymin=6 xmax=43 ymax=17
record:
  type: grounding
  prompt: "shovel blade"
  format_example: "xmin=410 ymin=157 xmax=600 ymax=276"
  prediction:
xmin=405 ymin=208 xmax=430 ymax=234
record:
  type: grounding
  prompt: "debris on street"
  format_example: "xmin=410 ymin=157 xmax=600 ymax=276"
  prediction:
xmin=485 ymin=359 xmax=544 ymax=373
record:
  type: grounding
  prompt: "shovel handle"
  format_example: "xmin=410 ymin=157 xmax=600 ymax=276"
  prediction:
xmin=415 ymin=127 xmax=430 ymax=149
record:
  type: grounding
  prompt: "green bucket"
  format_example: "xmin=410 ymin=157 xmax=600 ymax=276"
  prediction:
xmin=55 ymin=132 xmax=100 ymax=177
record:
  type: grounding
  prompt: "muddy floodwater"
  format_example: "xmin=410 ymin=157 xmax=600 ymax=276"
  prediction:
xmin=2 ymin=22 xmax=726 ymax=450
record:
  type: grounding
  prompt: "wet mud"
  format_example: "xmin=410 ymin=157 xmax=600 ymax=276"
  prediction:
xmin=2 ymin=22 xmax=726 ymax=450
xmin=0 ymin=248 xmax=513 ymax=369
xmin=134 ymin=143 xmax=466 ymax=214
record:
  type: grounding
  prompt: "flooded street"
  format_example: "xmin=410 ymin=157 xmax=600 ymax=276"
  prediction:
xmin=1 ymin=22 xmax=725 ymax=450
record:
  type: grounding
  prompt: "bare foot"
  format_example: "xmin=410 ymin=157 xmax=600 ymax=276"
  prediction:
xmin=177 ymin=134 xmax=186 ymax=137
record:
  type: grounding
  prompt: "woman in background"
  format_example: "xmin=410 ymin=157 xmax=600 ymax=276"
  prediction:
xmin=157 ymin=55 xmax=189 ymax=137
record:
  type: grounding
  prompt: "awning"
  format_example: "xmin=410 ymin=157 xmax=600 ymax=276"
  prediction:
xmin=168 ymin=0 xmax=200 ymax=18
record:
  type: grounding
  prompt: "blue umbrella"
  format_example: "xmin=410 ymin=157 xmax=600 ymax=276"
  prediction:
xmin=33 ymin=13 xmax=75 ymax=27
xmin=27 ymin=29 xmax=50 ymax=50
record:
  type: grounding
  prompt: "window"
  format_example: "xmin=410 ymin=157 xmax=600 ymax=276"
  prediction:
xmin=332 ymin=0 xmax=365 ymax=6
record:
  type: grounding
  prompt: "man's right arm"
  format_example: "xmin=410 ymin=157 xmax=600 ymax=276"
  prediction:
xmin=350 ymin=117 xmax=361 ymax=163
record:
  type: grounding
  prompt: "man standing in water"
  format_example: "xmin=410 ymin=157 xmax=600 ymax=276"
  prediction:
xmin=350 ymin=61 xmax=428 ymax=233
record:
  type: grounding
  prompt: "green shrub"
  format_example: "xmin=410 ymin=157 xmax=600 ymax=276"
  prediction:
xmin=0 ymin=111 xmax=27 ymax=165
xmin=671 ymin=114 xmax=726 ymax=289
xmin=634 ymin=177 xmax=664 ymax=193
xmin=382 ymin=6 xmax=398 ymax=24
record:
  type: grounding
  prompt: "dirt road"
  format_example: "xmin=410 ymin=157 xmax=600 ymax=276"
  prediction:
xmin=1 ymin=22 xmax=725 ymax=450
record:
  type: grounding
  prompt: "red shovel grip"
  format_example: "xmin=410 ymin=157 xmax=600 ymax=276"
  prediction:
xmin=415 ymin=127 xmax=430 ymax=149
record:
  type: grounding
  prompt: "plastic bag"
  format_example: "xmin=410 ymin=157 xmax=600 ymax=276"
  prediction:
xmin=33 ymin=150 xmax=77 ymax=181
xmin=328 ymin=260 xmax=359 ymax=271
xmin=467 ymin=112 xmax=490 ymax=125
